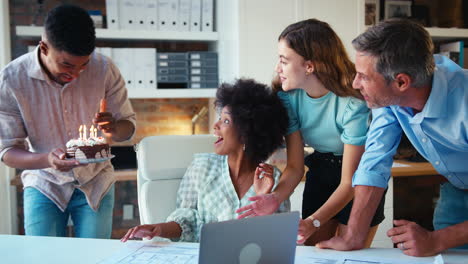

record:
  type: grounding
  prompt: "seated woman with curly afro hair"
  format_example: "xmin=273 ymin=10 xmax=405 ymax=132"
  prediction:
xmin=121 ymin=78 xmax=290 ymax=243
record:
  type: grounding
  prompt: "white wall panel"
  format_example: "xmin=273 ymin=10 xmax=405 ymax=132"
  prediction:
xmin=238 ymin=0 xmax=299 ymax=84
xmin=299 ymin=0 xmax=364 ymax=61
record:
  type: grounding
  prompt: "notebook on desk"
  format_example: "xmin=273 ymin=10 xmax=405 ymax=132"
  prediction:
xmin=199 ymin=211 xmax=300 ymax=264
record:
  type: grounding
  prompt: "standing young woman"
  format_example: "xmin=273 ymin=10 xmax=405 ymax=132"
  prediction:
xmin=237 ymin=19 xmax=385 ymax=246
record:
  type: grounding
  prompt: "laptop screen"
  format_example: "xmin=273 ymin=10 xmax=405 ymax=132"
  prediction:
xmin=199 ymin=211 xmax=300 ymax=264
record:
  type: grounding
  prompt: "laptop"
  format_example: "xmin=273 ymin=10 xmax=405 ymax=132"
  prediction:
xmin=199 ymin=211 xmax=300 ymax=264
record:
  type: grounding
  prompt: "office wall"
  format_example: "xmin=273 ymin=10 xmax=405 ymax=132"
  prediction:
xmin=129 ymin=98 xmax=210 ymax=144
xmin=237 ymin=0 xmax=363 ymax=85
xmin=299 ymin=0 xmax=364 ymax=61
xmin=237 ymin=0 xmax=299 ymax=83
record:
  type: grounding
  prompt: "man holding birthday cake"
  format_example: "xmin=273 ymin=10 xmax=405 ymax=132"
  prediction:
xmin=0 ymin=5 xmax=135 ymax=238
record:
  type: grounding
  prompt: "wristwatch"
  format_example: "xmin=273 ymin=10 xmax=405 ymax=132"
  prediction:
xmin=310 ymin=217 xmax=320 ymax=228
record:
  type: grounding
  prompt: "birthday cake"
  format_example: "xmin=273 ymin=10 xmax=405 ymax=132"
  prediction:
xmin=66 ymin=137 xmax=110 ymax=160
xmin=65 ymin=125 xmax=110 ymax=160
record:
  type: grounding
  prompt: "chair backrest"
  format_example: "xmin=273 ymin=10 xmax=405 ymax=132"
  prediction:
xmin=136 ymin=135 xmax=215 ymax=225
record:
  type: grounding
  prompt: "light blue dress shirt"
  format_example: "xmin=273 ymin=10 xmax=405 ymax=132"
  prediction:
xmin=278 ymin=90 xmax=370 ymax=155
xmin=353 ymin=55 xmax=468 ymax=190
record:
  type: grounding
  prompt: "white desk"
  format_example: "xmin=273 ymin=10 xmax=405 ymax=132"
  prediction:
xmin=0 ymin=235 xmax=124 ymax=264
xmin=1 ymin=235 xmax=467 ymax=264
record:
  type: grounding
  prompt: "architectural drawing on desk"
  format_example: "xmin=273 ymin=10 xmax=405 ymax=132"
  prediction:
xmin=100 ymin=242 xmax=198 ymax=264
xmin=102 ymin=242 xmax=440 ymax=264
xmin=296 ymin=256 xmax=436 ymax=264
xmin=344 ymin=260 xmax=384 ymax=264
xmin=295 ymin=253 xmax=438 ymax=264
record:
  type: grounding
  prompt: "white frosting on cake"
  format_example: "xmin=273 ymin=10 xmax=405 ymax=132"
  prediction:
xmin=66 ymin=137 xmax=107 ymax=147
xmin=75 ymin=149 xmax=87 ymax=160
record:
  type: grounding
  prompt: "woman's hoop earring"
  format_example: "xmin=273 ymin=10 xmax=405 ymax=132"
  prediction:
xmin=243 ymin=144 xmax=246 ymax=151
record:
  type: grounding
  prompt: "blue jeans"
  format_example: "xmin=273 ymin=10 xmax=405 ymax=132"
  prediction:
xmin=23 ymin=185 xmax=114 ymax=238
xmin=433 ymin=182 xmax=468 ymax=249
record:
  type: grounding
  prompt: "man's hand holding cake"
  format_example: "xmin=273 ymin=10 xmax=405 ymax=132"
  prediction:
xmin=47 ymin=148 xmax=81 ymax=171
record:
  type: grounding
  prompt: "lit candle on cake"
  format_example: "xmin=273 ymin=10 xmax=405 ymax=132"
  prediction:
xmin=90 ymin=125 xmax=94 ymax=138
xmin=79 ymin=125 xmax=83 ymax=140
xmin=94 ymin=127 xmax=98 ymax=138
xmin=83 ymin=125 xmax=87 ymax=139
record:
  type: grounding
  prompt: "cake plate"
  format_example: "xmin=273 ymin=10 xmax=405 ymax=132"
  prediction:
xmin=69 ymin=155 xmax=115 ymax=164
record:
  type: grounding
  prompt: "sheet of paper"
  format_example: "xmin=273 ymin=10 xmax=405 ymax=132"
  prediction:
xmin=295 ymin=255 xmax=436 ymax=264
xmin=295 ymin=247 xmax=437 ymax=264
xmin=434 ymin=254 xmax=444 ymax=264
xmin=101 ymin=242 xmax=443 ymax=264
xmin=99 ymin=241 xmax=199 ymax=264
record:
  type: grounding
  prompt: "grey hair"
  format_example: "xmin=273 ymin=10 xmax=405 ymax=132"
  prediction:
xmin=352 ymin=19 xmax=434 ymax=88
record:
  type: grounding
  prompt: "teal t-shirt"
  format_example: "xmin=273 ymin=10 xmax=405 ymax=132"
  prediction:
xmin=278 ymin=89 xmax=370 ymax=155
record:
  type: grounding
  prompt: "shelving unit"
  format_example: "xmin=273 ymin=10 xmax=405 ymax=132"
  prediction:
xmin=15 ymin=26 xmax=221 ymax=99
xmin=425 ymin=27 xmax=468 ymax=41
xmin=127 ymin=88 xmax=216 ymax=99
xmin=16 ymin=26 xmax=219 ymax=42
xmin=364 ymin=25 xmax=468 ymax=41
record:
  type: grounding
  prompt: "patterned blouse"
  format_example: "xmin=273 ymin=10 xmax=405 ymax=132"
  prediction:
xmin=166 ymin=153 xmax=291 ymax=242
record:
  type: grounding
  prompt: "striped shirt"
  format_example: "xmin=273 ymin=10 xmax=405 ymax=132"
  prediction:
xmin=0 ymin=47 xmax=135 ymax=211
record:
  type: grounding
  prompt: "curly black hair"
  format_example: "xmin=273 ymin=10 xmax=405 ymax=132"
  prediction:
xmin=215 ymin=79 xmax=289 ymax=165
xmin=44 ymin=4 xmax=95 ymax=56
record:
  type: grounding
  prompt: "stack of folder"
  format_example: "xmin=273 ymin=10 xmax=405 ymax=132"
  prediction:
xmin=97 ymin=47 xmax=157 ymax=91
xmin=105 ymin=0 xmax=214 ymax=32
xmin=157 ymin=52 xmax=190 ymax=88
xmin=189 ymin=51 xmax=218 ymax=88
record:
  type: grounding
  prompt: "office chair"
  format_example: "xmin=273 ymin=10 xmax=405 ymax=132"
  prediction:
xmin=136 ymin=135 xmax=215 ymax=225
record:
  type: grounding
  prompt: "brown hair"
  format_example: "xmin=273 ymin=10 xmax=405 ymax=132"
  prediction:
xmin=279 ymin=19 xmax=362 ymax=99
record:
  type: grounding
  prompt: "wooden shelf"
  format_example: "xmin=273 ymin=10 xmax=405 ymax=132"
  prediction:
xmin=11 ymin=169 xmax=138 ymax=185
xmin=10 ymin=160 xmax=439 ymax=186
xmin=363 ymin=26 xmax=468 ymax=41
xmin=128 ymin=88 xmax=216 ymax=99
xmin=114 ymin=169 xmax=137 ymax=181
xmin=16 ymin=26 xmax=219 ymax=99
xmin=16 ymin=26 xmax=219 ymax=42
xmin=391 ymin=160 xmax=438 ymax=177
xmin=296 ymin=160 xmax=438 ymax=182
